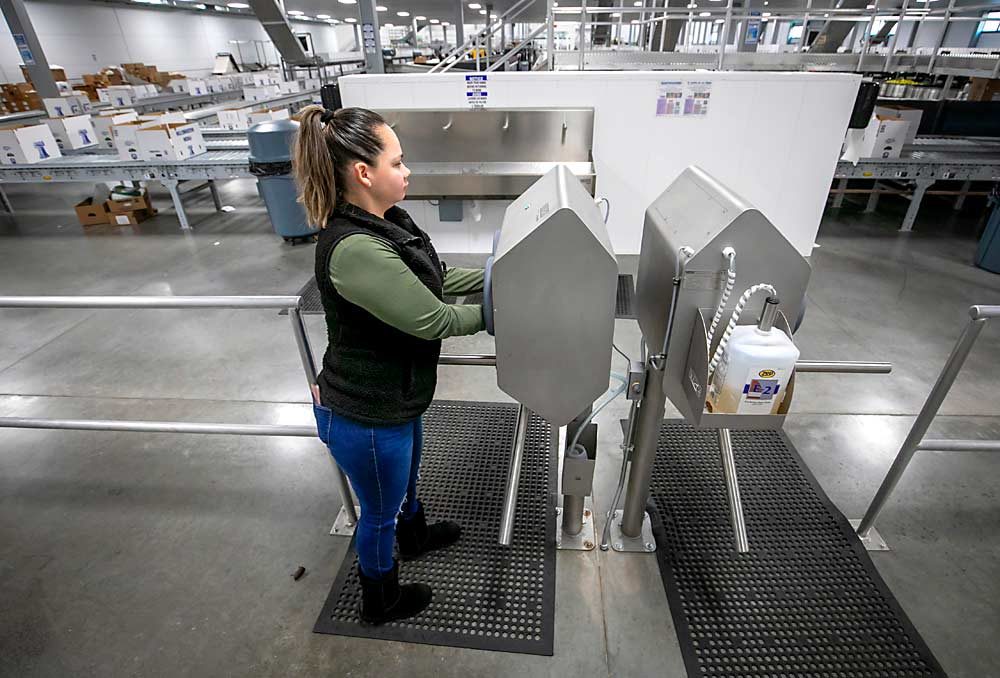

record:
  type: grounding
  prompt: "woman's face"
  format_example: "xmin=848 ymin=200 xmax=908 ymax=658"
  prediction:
xmin=360 ymin=123 xmax=410 ymax=207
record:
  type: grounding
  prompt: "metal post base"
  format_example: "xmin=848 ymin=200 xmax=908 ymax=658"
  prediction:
xmin=555 ymin=500 xmax=596 ymax=551
xmin=849 ymin=519 xmax=890 ymax=551
xmin=330 ymin=504 xmax=361 ymax=536
xmin=608 ymin=509 xmax=656 ymax=553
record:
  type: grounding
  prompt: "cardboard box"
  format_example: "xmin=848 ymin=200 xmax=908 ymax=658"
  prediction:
xmin=106 ymin=190 xmax=154 ymax=214
xmin=277 ymin=81 xmax=300 ymax=94
xmin=860 ymin=115 xmax=909 ymax=159
xmin=55 ymin=80 xmax=72 ymax=94
xmin=187 ymin=80 xmax=208 ymax=96
xmin=0 ymin=123 xmax=62 ymax=164
xmin=45 ymin=115 xmax=98 ymax=150
xmin=21 ymin=65 xmax=67 ymax=83
xmin=875 ymin=105 xmax=923 ymax=145
xmin=969 ymin=77 xmax=1000 ymax=102
xmin=248 ymin=107 xmax=291 ymax=126
xmin=137 ymin=122 xmax=206 ymax=161
xmin=43 ymin=95 xmax=90 ymax=118
xmin=300 ymin=78 xmax=321 ymax=90
xmin=75 ymin=197 xmax=111 ymax=226
xmin=243 ymin=86 xmax=280 ymax=102
xmin=97 ymin=88 xmax=112 ymax=104
xmin=218 ymin=106 xmax=254 ymax=130
xmin=111 ymin=121 xmax=143 ymax=161
xmin=107 ymin=208 xmax=155 ymax=226
xmin=93 ymin=110 xmax=139 ymax=149
xmin=168 ymin=79 xmax=189 ymax=93
xmin=107 ymin=86 xmax=135 ymax=108
xmin=251 ymin=73 xmax=278 ymax=86
xmin=138 ymin=112 xmax=186 ymax=127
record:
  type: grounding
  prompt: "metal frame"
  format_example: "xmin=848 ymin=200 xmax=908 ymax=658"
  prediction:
xmin=0 ymin=295 xmax=360 ymax=534
xmin=853 ymin=305 xmax=1000 ymax=551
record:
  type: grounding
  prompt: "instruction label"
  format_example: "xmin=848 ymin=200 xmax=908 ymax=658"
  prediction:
xmin=656 ymin=79 xmax=713 ymax=117
xmin=13 ymin=34 xmax=34 ymax=66
xmin=465 ymin=74 xmax=488 ymax=109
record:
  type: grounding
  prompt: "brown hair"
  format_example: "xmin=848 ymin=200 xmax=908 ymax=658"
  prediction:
xmin=292 ymin=105 xmax=387 ymax=228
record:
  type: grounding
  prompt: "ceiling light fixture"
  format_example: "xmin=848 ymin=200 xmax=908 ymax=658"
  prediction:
xmin=397 ymin=10 xmax=410 ymax=16
xmin=345 ymin=17 xmax=357 ymax=22
xmin=317 ymin=13 xmax=330 ymax=18
xmin=227 ymin=2 xmax=248 ymax=7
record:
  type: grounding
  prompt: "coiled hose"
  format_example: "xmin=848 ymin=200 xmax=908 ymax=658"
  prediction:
xmin=707 ymin=283 xmax=778 ymax=380
xmin=707 ymin=247 xmax=736 ymax=349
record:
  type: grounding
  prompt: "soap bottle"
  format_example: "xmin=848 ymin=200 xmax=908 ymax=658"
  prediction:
xmin=708 ymin=297 xmax=799 ymax=415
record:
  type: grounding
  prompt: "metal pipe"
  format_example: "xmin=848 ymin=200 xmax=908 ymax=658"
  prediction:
xmin=971 ymin=305 xmax=1000 ymax=320
xmin=799 ymin=0 xmax=813 ymax=54
xmin=547 ymin=0 xmax=555 ymax=69
xmin=926 ymin=0 xmax=957 ymax=73
xmin=718 ymin=428 xmax=749 ymax=553
xmin=620 ymin=357 xmax=667 ymax=537
xmin=438 ymin=353 xmax=497 ymax=366
xmin=856 ymin=316 xmax=988 ymax=537
xmin=718 ymin=0 xmax=734 ymax=69
xmin=883 ymin=0 xmax=910 ymax=72
xmin=562 ymin=494 xmax=585 ymax=535
xmin=794 ymin=360 xmax=892 ymax=373
xmin=499 ymin=404 xmax=530 ymax=546
xmin=857 ymin=0 xmax=880 ymax=72
xmin=0 ymin=295 xmax=302 ymax=310
xmin=0 ymin=417 xmax=314 ymax=436
xmin=579 ymin=0 xmax=587 ymax=71
xmin=917 ymin=439 xmax=1000 ymax=452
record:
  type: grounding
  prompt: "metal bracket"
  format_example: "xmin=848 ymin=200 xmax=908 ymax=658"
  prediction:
xmin=555 ymin=502 xmax=596 ymax=551
xmin=849 ymin=519 xmax=891 ymax=551
xmin=329 ymin=504 xmax=361 ymax=536
xmin=609 ymin=509 xmax=656 ymax=553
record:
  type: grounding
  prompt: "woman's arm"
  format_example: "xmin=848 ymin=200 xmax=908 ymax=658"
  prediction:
xmin=443 ymin=266 xmax=484 ymax=296
xmin=329 ymin=234 xmax=484 ymax=341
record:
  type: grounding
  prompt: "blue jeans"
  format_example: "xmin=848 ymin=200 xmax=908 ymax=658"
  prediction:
xmin=313 ymin=403 xmax=422 ymax=579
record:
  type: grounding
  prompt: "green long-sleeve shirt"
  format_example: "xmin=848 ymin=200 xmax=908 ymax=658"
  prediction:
xmin=329 ymin=233 xmax=485 ymax=341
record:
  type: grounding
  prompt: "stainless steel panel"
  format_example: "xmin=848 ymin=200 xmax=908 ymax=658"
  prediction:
xmin=635 ymin=166 xmax=811 ymax=425
xmin=404 ymin=161 xmax=595 ymax=198
xmin=378 ymin=109 xmax=594 ymax=164
xmin=492 ymin=164 xmax=618 ymax=426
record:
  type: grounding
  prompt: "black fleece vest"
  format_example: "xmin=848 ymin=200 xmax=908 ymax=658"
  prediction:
xmin=314 ymin=202 xmax=446 ymax=425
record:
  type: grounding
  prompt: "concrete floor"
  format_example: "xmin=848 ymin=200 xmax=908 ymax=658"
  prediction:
xmin=0 ymin=180 xmax=998 ymax=678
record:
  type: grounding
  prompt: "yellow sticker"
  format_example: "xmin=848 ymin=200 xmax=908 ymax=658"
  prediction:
xmin=758 ymin=369 xmax=776 ymax=378
xmin=43 ymin=175 xmax=52 ymax=181
xmin=862 ymin=172 xmax=873 ymax=177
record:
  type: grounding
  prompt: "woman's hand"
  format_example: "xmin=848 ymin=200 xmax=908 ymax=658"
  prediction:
xmin=311 ymin=383 xmax=321 ymax=404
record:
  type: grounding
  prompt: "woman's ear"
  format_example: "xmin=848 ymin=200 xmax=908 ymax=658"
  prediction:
xmin=353 ymin=161 xmax=373 ymax=189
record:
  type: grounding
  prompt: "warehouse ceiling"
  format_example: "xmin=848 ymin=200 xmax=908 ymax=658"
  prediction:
xmin=277 ymin=0 xmax=1000 ymax=25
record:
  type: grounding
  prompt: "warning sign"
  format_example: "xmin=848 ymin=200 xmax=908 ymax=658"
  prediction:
xmin=465 ymin=74 xmax=488 ymax=109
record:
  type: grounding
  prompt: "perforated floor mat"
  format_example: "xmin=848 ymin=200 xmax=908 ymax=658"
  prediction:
xmin=647 ymin=421 xmax=946 ymax=678
xmin=616 ymin=273 xmax=635 ymax=319
xmin=279 ymin=276 xmax=322 ymax=315
xmin=313 ymin=401 xmax=556 ymax=655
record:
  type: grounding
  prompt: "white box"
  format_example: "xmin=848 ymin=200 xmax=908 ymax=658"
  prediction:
xmin=277 ymin=81 xmax=300 ymax=94
xmin=248 ymin=107 xmax=291 ymax=126
xmin=43 ymin=95 xmax=90 ymax=118
xmin=252 ymin=73 xmax=278 ymax=86
xmin=55 ymin=81 xmax=72 ymax=94
xmin=168 ymin=79 xmax=189 ymax=93
xmin=187 ymin=80 xmax=208 ymax=96
xmin=138 ymin=112 xmax=187 ymax=128
xmin=859 ymin=115 xmax=909 ymax=159
xmin=300 ymin=78 xmax=321 ymax=90
xmin=137 ymin=122 xmax=206 ymax=161
xmin=218 ymin=107 xmax=254 ymax=130
xmin=874 ymin=105 xmax=923 ymax=146
xmin=45 ymin=115 xmax=98 ymax=150
xmin=97 ymin=88 xmax=112 ymax=104
xmin=243 ymin=86 xmax=280 ymax=102
xmin=107 ymin=86 xmax=135 ymax=108
xmin=94 ymin=110 xmax=139 ymax=149
xmin=133 ymin=84 xmax=158 ymax=99
xmin=112 ymin=122 xmax=143 ymax=161
xmin=0 ymin=124 xmax=63 ymax=165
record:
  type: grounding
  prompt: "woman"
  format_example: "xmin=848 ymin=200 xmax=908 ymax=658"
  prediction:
xmin=293 ymin=105 xmax=486 ymax=626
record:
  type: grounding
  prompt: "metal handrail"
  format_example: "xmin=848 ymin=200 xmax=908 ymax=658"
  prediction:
xmin=0 ymin=295 xmax=359 ymax=529
xmin=487 ymin=23 xmax=550 ymax=72
xmin=855 ymin=305 xmax=999 ymax=544
xmin=429 ymin=0 xmax=537 ymax=73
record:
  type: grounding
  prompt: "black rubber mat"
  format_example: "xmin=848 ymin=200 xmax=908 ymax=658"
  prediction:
xmin=313 ymin=401 xmax=556 ymax=655
xmin=647 ymin=421 xmax=946 ymax=678
xmin=616 ymin=273 xmax=636 ymax=319
xmin=280 ymin=276 xmax=322 ymax=315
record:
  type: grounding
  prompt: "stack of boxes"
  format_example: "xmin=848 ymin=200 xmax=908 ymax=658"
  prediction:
xmin=111 ymin=112 xmax=206 ymax=162
xmin=75 ymin=185 xmax=158 ymax=227
xmin=0 ymin=83 xmax=43 ymax=114
xmin=0 ymin=123 xmax=61 ymax=164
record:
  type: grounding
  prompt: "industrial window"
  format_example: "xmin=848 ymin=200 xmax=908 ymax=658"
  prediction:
xmin=980 ymin=11 xmax=1000 ymax=33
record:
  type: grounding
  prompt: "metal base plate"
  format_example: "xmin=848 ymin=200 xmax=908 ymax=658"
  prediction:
xmin=608 ymin=509 xmax=656 ymax=553
xmin=314 ymin=401 xmax=556 ymax=656
xmin=555 ymin=501 xmax=596 ymax=551
xmin=849 ymin=519 xmax=892 ymax=551
xmin=329 ymin=505 xmax=360 ymax=537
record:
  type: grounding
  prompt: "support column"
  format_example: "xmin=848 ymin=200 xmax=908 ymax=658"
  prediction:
xmin=455 ymin=0 xmax=465 ymax=46
xmin=0 ymin=0 xmax=59 ymax=96
xmin=358 ymin=0 xmax=385 ymax=74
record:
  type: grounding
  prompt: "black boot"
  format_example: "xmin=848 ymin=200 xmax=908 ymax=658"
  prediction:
xmin=357 ymin=560 xmax=432 ymax=625
xmin=396 ymin=505 xmax=462 ymax=561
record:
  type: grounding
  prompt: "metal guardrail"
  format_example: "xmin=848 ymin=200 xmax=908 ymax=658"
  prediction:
xmin=853 ymin=304 xmax=1000 ymax=550
xmin=0 ymin=295 xmax=360 ymax=532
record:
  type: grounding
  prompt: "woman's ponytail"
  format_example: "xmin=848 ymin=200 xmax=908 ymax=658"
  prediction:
xmin=293 ymin=104 xmax=338 ymax=228
xmin=292 ymin=105 xmax=388 ymax=228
